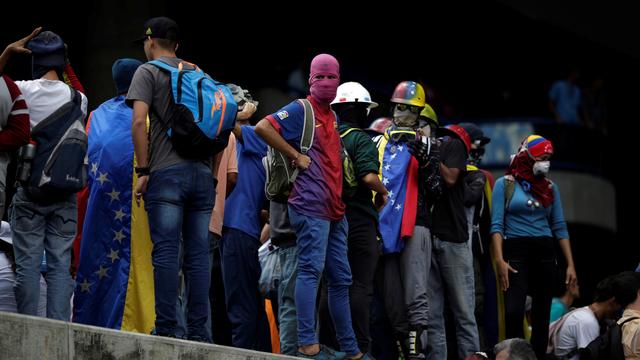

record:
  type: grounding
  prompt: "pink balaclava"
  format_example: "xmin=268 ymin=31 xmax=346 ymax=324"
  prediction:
xmin=309 ymin=54 xmax=340 ymax=104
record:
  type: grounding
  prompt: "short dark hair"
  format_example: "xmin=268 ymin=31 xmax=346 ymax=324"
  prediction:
xmin=154 ymin=38 xmax=177 ymax=51
xmin=612 ymin=271 xmax=640 ymax=308
xmin=494 ymin=338 xmax=536 ymax=360
xmin=594 ymin=275 xmax=617 ymax=303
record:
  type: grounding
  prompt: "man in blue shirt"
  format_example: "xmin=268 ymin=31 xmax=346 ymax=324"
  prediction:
xmin=221 ymin=118 xmax=271 ymax=351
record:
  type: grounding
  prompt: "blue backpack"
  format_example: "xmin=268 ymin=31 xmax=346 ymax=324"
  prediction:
xmin=148 ymin=60 xmax=238 ymax=159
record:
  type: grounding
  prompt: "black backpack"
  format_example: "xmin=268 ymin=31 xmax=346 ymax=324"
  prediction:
xmin=21 ymin=87 xmax=87 ymax=203
xmin=579 ymin=317 xmax=639 ymax=360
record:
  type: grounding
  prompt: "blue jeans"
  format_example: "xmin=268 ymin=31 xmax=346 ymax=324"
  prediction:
xmin=220 ymin=227 xmax=271 ymax=351
xmin=426 ymin=236 xmax=479 ymax=360
xmin=278 ymin=244 xmax=299 ymax=356
xmin=10 ymin=187 xmax=76 ymax=320
xmin=288 ymin=207 xmax=359 ymax=355
xmin=144 ymin=162 xmax=214 ymax=339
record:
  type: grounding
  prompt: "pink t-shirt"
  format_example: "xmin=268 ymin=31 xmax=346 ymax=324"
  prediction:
xmin=209 ymin=133 xmax=238 ymax=235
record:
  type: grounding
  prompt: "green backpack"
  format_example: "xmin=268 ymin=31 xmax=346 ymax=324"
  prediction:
xmin=263 ymin=99 xmax=315 ymax=202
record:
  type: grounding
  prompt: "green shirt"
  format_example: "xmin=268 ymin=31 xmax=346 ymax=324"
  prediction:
xmin=339 ymin=124 xmax=381 ymax=222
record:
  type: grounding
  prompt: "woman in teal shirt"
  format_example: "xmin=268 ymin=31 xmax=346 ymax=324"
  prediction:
xmin=490 ymin=135 xmax=578 ymax=359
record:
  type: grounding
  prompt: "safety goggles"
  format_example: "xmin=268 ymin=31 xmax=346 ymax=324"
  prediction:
xmin=395 ymin=103 xmax=422 ymax=114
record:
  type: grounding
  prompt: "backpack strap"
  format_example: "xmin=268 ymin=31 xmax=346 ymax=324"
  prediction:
xmin=504 ymin=175 xmax=516 ymax=210
xmin=340 ymin=127 xmax=362 ymax=138
xmin=298 ymin=99 xmax=315 ymax=155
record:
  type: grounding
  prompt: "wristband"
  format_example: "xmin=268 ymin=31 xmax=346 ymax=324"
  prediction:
xmin=135 ymin=167 xmax=150 ymax=177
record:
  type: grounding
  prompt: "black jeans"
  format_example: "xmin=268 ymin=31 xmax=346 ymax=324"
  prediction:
xmin=503 ymin=236 xmax=557 ymax=359
xmin=319 ymin=209 xmax=379 ymax=352
xmin=209 ymin=232 xmax=232 ymax=345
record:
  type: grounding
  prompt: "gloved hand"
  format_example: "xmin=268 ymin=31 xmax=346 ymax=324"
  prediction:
xmin=407 ymin=139 xmax=430 ymax=165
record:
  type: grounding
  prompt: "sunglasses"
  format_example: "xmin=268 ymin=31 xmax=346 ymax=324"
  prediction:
xmin=396 ymin=104 xmax=422 ymax=114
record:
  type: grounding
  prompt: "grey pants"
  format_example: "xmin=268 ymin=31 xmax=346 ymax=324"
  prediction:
xmin=400 ymin=225 xmax=432 ymax=328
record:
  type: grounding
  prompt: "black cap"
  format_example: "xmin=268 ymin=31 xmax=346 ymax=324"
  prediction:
xmin=133 ymin=17 xmax=179 ymax=44
xmin=459 ymin=122 xmax=490 ymax=146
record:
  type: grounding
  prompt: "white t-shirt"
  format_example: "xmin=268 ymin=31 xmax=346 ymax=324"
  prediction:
xmin=554 ymin=306 xmax=600 ymax=359
xmin=15 ymin=79 xmax=87 ymax=129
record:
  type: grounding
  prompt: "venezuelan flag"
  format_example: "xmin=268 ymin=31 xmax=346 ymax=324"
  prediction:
xmin=73 ymin=96 xmax=154 ymax=333
xmin=376 ymin=129 xmax=419 ymax=254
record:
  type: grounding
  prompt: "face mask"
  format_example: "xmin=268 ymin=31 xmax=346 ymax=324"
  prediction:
xmin=334 ymin=105 xmax=368 ymax=128
xmin=469 ymin=148 xmax=485 ymax=165
xmin=310 ymin=79 xmax=339 ymax=104
xmin=393 ymin=109 xmax=418 ymax=127
xmin=533 ymin=160 xmax=550 ymax=176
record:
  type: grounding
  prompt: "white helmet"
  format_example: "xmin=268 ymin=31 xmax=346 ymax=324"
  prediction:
xmin=331 ymin=82 xmax=378 ymax=109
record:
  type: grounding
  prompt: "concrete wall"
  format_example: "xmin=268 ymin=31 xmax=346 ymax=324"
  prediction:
xmin=0 ymin=311 xmax=296 ymax=360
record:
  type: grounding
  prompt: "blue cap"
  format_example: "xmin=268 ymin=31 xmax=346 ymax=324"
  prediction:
xmin=27 ymin=31 xmax=65 ymax=68
xmin=112 ymin=58 xmax=143 ymax=94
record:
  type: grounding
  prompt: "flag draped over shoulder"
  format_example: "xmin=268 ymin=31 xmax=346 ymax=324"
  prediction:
xmin=73 ymin=96 xmax=154 ymax=333
xmin=376 ymin=129 xmax=419 ymax=254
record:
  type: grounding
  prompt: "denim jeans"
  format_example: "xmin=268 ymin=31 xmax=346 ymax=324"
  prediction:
xmin=278 ymin=244 xmax=299 ymax=356
xmin=144 ymin=162 xmax=214 ymax=339
xmin=426 ymin=236 xmax=479 ymax=360
xmin=288 ymin=206 xmax=359 ymax=355
xmin=10 ymin=187 xmax=76 ymax=320
xmin=220 ymin=227 xmax=271 ymax=351
xmin=0 ymin=152 xmax=9 ymax=220
xmin=319 ymin=209 xmax=379 ymax=353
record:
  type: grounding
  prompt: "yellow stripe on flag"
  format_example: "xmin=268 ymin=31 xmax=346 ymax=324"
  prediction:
xmin=121 ymin=117 xmax=155 ymax=333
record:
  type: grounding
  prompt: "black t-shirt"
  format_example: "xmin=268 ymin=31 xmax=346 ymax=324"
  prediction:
xmin=431 ymin=138 xmax=468 ymax=243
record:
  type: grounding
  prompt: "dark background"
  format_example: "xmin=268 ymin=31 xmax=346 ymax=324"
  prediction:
xmin=2 ymin=1 xmax=638 ymax=304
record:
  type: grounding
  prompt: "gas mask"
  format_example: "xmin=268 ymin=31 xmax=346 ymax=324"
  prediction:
xmin=393 ymin=108 xmax=419 ymax=128
xmin=469 ymin=148 xmax=485 ymax=166
xmin=533 ymin=160 xmax=550 ymax=176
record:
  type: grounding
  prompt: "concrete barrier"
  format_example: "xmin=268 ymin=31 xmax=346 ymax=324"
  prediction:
xmin=0 ymin=311 xmax=298 ymax=360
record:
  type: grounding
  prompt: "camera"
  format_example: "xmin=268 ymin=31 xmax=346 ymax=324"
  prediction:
xmin=16 ymin=143 xmax=37 ymax=182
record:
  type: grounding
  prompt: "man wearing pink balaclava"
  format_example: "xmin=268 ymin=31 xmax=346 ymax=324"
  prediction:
xmin=256 ymin=54 xmax=368 ymax=360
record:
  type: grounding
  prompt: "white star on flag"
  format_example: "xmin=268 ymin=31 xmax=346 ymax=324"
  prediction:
xmin=382 ymin=177 xmax=389 ymax=186
xmin=90 ymin=163 xmax=98 ymax=176
xmin=395 ymin=203 xmax=402 ymax=211
xmin=390 ymin=153 xmax=397 ymax=160
xmin=398 ymin=145 xmax=404 ymax=152
xmin=388 ymin=190 xmax=394 ymax=198
xmin=113 ymin=229 xmax=125 ymax=243
xmin=390 ymin=198 xmax=395 ymax=205
xmin=97 ymin=172 xmax=110 ymax=186
xmin=108 ymin=249 xmax=120 ymax=263
xmin=107 ymin=188 xmax=120 ymax=203
xmin=114 ymin=208 xmax=126 ymax=221
xmin=384 ymin=164 xmax=391 ymax=171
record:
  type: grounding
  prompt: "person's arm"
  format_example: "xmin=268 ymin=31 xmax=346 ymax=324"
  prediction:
xmin=559 ymin=238 xmax=577 ymax=287
xmin=132 ymin=100 xmax=149 ymax=205
xmin=226 ymin=133 xmax=238 ymax=197
xmin=226 ymin=173 xmax=237 ymax=197
xmin=255 ymin=118 xmax=310 ymax=170
xmin=489 ymin=178 xmax=517 ymax=291
xmin=232 ymin=102 xmax=257 ymax=142
xmin=0 ymin=28 xmax=41 ymax=74
xmin=440 ymin=163 xmax=461 ymax=188
xmin=62 ymin=63 xmax=85 ymax=94
xmin=0 ymin=76 xmax=29 ymax=151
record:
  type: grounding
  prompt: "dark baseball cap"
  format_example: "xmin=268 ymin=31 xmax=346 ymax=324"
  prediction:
xmin=133 ymin=17 xmax=179 ymax=44
xmin=459 ymin=122 xmax=490 ymax=146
